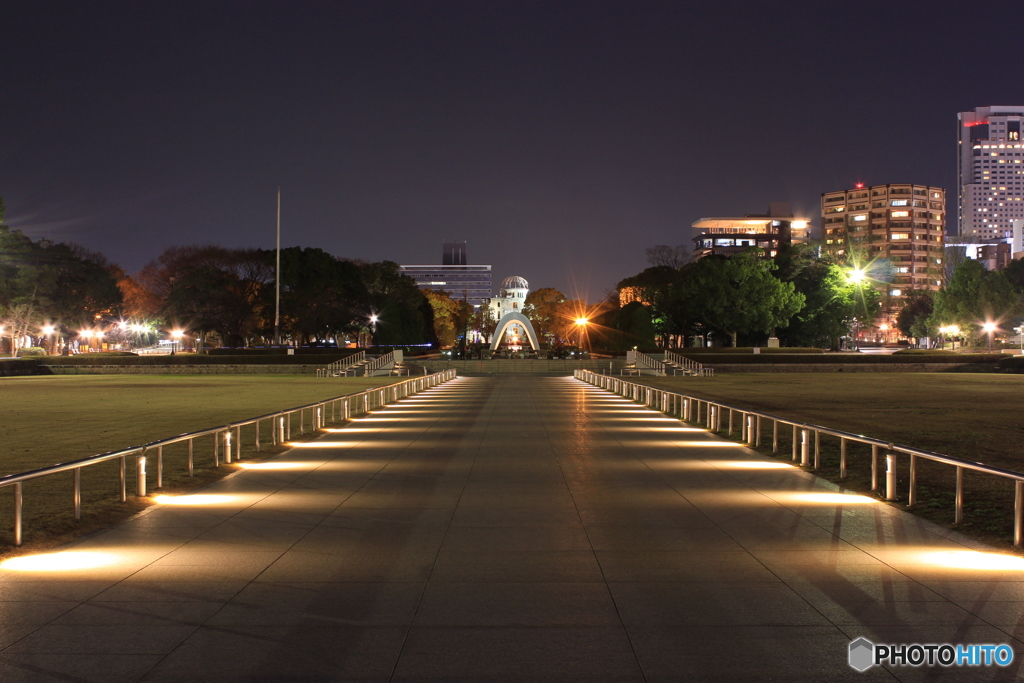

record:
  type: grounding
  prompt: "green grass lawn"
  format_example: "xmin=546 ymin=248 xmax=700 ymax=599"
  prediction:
xmin=628 ymin=373 xmax=1024 ymax=547
xmin=0 ymin=375 xmax=410 ymax=549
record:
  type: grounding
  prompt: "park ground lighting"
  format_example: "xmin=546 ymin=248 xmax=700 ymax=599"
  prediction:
xmin=848 ymin=268 xmax=866 ymax=284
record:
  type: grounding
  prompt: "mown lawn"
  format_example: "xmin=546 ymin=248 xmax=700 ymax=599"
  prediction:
xmin=0 ymin=375 xmax=408 ymax=549
xmin=629 ymin=373 xmax=1024 ymax=547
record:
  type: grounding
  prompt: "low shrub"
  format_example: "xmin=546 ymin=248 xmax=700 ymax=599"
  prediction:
xmin=668 ymin=353 xmax=1002 ymax=365
xmin=38 ymin=353 xmax=358 ymax=366
xmin=16 ymin=347 xmax=47 ymax=357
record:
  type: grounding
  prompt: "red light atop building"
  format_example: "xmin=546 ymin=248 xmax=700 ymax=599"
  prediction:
xmin=855 ymin=182 xmax=864 ymax=189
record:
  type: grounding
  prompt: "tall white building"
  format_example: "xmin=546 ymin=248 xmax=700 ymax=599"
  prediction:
xmin=958 ymin=106 xmax=1024 ymax=239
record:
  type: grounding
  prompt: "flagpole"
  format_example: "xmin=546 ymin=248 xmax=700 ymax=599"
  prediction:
xmin=274 ymin=188 xmax=281 ymax=345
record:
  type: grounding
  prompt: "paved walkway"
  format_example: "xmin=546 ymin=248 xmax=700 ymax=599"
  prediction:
xmin=2 ymin=376 xmax=1023 ymax=681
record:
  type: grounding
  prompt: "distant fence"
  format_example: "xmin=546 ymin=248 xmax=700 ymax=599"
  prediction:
xmin=0 ymin=369 xmax=457 ymax=546
xmin=575 ymin=369 xmax=1024 ymax=547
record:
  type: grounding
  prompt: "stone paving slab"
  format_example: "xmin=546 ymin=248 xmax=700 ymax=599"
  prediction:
xmin=1 ymin=376 xmax=1023 ymax=681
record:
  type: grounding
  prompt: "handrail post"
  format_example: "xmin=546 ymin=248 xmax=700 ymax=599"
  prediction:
xmin=255 ymin=420 xmax=260 ymax=452
xmin=119 ymin=455 xmax=127 ymax=501
xmin=1015 ymin=481 xmax=1023 ymax=547
xmin=14 ymin=481 xmax=23 ymax=546
xmin=772 ymin=419 xmax=778 ymax=453
xmin=755 ymin=416 xmax=761 ymax=447
xmin=839 ymin=438 xmax=847 ymax=479
xmin=188 ymin=439 xmax=194 ymax=476
xmin=908 ymin=454 xmax=917 ymax=507
xmin=955 ymin=466 xmax=964 ymax=524
xmin=136 ymin=453 xmax=147 ymax=497
xmin=800 ymin=428 xmax=809 ymax=467
xmin=791 ymin=425 xmax=798 ymax=461
xmin=73 ymin=468 xmax=81 ymax=520
xmin=235 ymin=426 xmax=242 ymax=460
xmin=871 ymin=445 xmax=879 ymax=491
xmin=157 ymin=445 xmax=163 ymax=488
xmin=813 ymin=430 xmax=820 ymax=469
xmin=885 ymin=453 xmax=897 ymax=501
xmin=287 ymin=412 xmax=292 ymax=440
xmin=728 ymin=409 xmax=734 ymax=436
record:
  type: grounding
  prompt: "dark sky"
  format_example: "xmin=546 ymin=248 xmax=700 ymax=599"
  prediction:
xmin=2 ymin=1 xmax=1018 ymax=301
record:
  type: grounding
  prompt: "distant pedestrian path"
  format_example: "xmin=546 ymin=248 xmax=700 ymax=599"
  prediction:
xmin=0 ymin=376 xmax=1020 ymax=681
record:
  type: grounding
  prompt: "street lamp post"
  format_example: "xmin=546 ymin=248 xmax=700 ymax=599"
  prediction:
xmin=983 ymin=322 xmax=997 ymax=352
xmin=171 ymin=330 xmax=184 ymax=355
xmin=42 ymin=325 xmax=55 ymax=355
xmin=575 ymin=317 xmax=589 ymax=349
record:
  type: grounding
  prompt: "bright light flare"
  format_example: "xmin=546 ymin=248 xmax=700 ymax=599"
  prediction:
xmin=575 ymin=317 xmax=589 ymax=326
xmin=1 ymin=551 xmax=117 ymax=572
xmin=152 ymin=494 xmax=238 ymax=506
xmin=848 ymin=268 xmax=866 ymax=284
xmin=671 ymin=441 xmax=743 ymax=448
xmin=788 ymin=492 xmax=879 ymax=505
xmin=922 ymin=550 xmax=1024 ymax=571
xmin=284 ymin=442 xmax=357 ymax=449
xmin=714 ymin=461 xmax=794 ymax=469
xmin=237 ymin=462 xmax=309 ymax=470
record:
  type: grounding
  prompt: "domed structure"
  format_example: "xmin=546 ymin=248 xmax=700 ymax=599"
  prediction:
xmin=500 ymin=276 xmax=529 ymax=296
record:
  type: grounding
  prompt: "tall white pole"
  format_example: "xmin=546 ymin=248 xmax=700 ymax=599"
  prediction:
xmin=274 ymin=188 xmax=281 ymax=345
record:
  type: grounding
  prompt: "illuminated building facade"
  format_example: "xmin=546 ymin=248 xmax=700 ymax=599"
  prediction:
xmin=400 ymin=241 xmax=492 ymax=307
xmin=822 ymin=183 xmax=945 ymax=342
xmin=958 ymin=106 xmax=1024 ymax=239
xmin=691 ymin=203 xmax=810 ymax=260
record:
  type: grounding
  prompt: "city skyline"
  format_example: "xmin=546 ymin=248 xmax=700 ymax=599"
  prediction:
xmin=2 ymin=2 xmax=1019 ymax=300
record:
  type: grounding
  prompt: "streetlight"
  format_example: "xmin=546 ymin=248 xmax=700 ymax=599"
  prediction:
xmin=79 ymin=329 xmax=93 ymax=353
xmin=171 ymin=330 xmax=184 ymax=355
xmin=42 ymin=325 xmax=55 ymax=355
xmin=368 ymin=314 xmax=378 ymax=348
xmin=983 ymin=322 xmax=997 ymax=352
xmin=879 ymin=322 xmax=889 ymax=344
xmin=848 ymin=268 xmax=866 ymax=284
xmin=575 ymin=317 xmax=589 ymax=348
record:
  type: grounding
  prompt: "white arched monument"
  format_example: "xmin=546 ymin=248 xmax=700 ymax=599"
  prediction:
xmin=488 ymin=275 xmax=540 ymax=351
xmin=490 ymin=311 xmax=540 ymax=351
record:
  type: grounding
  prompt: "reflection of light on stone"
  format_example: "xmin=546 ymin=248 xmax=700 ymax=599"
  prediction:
xmin=321 ymin=428 xmax=374 ymax=433
xmin=285 ymin=442 xmax=357 ymax=448
xmin=671 ymin=441 xmax=739 ymax=448
xmin=789 ymin=492 xmax=879 ymax=505
xmin=152 ymin=494 xmax=237 ymax=505
xmin=922 ymin=551 xmax=1024 ymax=571
xmin=715 ymin=461 xmax=794 ymax=469
xmin=648 ymin=427 xmax=705 ymax=432
xmin=1 ymin=551 xmax=117 ymax=572
xmin=237 ymin=462 xmax=308 ymax=470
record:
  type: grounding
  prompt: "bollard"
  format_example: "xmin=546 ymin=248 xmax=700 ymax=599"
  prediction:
xmin=747 ymin=415 xmax=755 ymax=445
xmin=800 ymin=429 xmax=810 ymax=467
xmin=224 ymin=430 xmax=232 ymax=464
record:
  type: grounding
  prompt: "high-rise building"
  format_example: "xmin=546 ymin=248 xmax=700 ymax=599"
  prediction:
xmin=400 ymin=242 xmax=492 ymax=307
xmin=691 ymin=202 xmax=810 ymax=260
xmin=822 ymin=183 xmax=945 ymax=342
xmin=958 ymin=106 xmax=1024 ymax=239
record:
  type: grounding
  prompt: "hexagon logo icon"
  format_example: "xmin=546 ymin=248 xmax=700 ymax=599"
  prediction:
xmin=849 ymin=637 xmax=875 ymax=672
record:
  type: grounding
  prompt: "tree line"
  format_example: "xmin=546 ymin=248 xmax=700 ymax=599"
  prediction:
xmin=0 ymin=198 xmax=440 ymax=350
xmin=609 ymin=243 xmax=881 ymax=350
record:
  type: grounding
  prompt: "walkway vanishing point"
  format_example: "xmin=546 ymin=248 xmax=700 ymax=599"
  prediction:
xmin=1 ymin=376 xmax=1023 ymax=682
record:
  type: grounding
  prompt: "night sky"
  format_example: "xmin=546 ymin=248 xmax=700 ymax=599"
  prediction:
xmin=3 ymin=2 xmax=1018 ymax=302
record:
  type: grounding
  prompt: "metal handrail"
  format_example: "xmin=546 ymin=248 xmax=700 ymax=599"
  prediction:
xmin=363 ymin=351 xmax=396 ymax=376
xmin=0 ymin=369 xmax=458 ymax=546
xmin=633 ymin=350 xmax=666 ymax=376
xmin=316 ymin=351 xmax=367 ymax=377
xmin=664 ymin=350 xmax=714 ymax=376
xmin=574 ymin=369 xmax=1024 ymax=547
